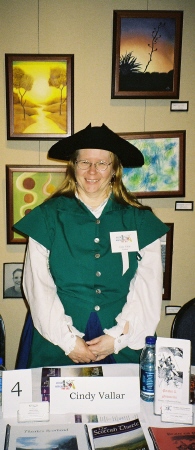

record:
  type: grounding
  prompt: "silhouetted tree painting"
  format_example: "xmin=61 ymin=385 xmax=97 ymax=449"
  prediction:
xmin=48 ymin=67 xmax=67 ymax=115
xmin=144 ymin=22 xmax=166 ymax=73
xmin=119 ymin=19 xmax=174 ymax=93
xmin=120 ymin=51 xmax=142 ymax=75
xmin=13 ymin=67 xmax=34 ymax=119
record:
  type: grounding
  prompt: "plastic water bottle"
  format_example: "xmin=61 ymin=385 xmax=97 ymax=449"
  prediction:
xmin=140 ymin=336 xmax=156 ymax=402
xmin=0 ymin=357 xmax=6 ymax=407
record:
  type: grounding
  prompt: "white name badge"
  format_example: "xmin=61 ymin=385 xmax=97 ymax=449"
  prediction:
xmin=50 ymin=376 xmax=140 ymax=415
xmin=2 ymin=369 xmax=32 ymax=417
xmin=110 ymin=231 xmax=139 ymax=253
xmin=110 ymin=231 xmax=139 ymax=275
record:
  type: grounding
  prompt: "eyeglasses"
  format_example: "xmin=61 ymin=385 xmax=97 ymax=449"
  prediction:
xmin=75 ymin=160 xmax=112 ymax=172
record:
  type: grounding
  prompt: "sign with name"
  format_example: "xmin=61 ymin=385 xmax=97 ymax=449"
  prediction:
xmin=50 ymin=376 xmax=140 ymax=415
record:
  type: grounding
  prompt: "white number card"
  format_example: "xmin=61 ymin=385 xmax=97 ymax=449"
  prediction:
xmin=2 ymin=369 xmax=32 ymax=417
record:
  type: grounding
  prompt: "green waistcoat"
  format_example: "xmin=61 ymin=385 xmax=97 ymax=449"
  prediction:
xmin=14 ymin=196 xmax=169 ymax=367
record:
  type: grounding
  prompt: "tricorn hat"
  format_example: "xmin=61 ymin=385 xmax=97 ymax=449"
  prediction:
xmin=48 ymin=123 xmax=144 ymax=168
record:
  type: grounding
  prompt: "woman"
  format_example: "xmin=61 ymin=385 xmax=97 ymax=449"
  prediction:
xmin=14 ymin=124 xmax=169 ymax=368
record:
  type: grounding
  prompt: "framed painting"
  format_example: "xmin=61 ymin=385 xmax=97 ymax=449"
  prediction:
xmin=111 ymin=10 xmax=183 ymax=99
xmin=5 ymin=54 xmax=74 ymax=139
xmin=120 ymin=130 xmax=185 ymax=198
xmin=161 ymin=223 xmax=174 ymax=300
xmin=3 ymin=262 xmax=24 ymax=299
xmin=6 ymin=165 xmax=67 ymax=244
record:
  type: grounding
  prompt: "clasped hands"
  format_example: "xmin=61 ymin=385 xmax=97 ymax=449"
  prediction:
xmin=68 ymin=335 xmax=115 ymax=364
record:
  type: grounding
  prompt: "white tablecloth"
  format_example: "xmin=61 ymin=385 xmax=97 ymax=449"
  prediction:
xmin=0 ymin=363 xmax=194 ymax=449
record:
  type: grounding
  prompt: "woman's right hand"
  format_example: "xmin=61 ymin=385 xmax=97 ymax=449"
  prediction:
xmin=68 ymin=336 xmax=97 ymax=364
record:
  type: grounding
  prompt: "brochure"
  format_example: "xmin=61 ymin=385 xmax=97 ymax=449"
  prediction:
xmin=154 ymin=337 xmax=191 ymax=415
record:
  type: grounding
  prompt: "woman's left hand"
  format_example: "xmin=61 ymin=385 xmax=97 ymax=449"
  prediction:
xmin=86 ymin=335 xmax=115 ymax=361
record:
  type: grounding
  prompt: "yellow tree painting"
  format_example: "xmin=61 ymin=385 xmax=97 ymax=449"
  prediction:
xmin=5 ymin=54 xmax=74 ymax=139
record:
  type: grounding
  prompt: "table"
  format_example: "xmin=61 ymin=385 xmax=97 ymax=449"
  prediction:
xmin=0 ymin=363 xmax=194 ymax=449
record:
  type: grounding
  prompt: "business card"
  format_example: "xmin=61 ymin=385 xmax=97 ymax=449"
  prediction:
xmin=161 ymin=403 xmax=193 ymax=424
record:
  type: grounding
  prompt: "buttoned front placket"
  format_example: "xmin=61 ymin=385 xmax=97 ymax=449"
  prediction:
xmin=94 ymin=218 xmax=102 ymax=313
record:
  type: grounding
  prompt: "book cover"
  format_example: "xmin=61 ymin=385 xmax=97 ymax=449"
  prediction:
xmin=154 ymin=337 xmax=191 ymax=415
xmin=91 ymin=419 xmax=149 ymax=450
xmin=148 ymin=426 xmax=195 ymax=450
xmin=41 ymin=365 xmax=103 ymax=400
xmin=4 ymin=423 xmax=92 ymax=450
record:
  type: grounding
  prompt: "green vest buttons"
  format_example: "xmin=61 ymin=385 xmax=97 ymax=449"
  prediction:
xmin=95 ymin=305 xmax=100 ymax=311
xmin=95 ymin=253 xmax=100 ymax=258
xmin=96 ymin=289 xmax=101 ymax=294
xmin=96 ymin=271 xmax=101 ymax=277
xmin=94 ymin=238 xmax=100 ymax=243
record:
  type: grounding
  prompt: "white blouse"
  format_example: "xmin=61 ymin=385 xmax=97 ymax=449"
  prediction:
xmin=22 ymin=236 xmax=163 ymax=356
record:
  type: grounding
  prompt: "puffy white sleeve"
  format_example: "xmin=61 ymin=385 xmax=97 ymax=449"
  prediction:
xmin=104 ymin=239 xmax=163 ymax=352
xmin=23 ymin=237 xmax=84 ymax=355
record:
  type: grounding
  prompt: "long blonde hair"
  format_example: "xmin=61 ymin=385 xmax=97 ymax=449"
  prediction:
xmin=50 ymin=150 xmax=151 ymax=210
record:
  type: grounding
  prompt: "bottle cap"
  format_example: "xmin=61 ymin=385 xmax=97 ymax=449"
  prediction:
xmin=146 ymin=336 xmax=156 ymax=345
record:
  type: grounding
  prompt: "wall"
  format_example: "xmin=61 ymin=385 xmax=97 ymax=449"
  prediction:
xmin=0 ymin=0 xmax=195 ymax=369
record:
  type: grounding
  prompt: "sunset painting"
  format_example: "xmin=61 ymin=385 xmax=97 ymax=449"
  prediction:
xmin=5 ymin=54 xmax=74 ymax=139
xmin=112 ymin=11 xmax=183 ymax=98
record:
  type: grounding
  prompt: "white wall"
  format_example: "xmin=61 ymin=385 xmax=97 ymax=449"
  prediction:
xmin=0 ymin=0 xmax=195 ymax=369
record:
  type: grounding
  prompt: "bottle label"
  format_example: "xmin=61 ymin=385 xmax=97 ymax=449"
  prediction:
xmin=141 ymin=368 xmax=154 ymax=395
xmin=0 ymin=377 xmax=2 ymax=393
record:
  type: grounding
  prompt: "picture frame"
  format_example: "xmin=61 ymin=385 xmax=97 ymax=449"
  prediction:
xmin=111 ymin=10 xmax=183 ymax=99
xmin=6 ymin=165 xmax=67 ymax=244
xmin=161 ymin=223 xmax=174 ymax=300
xmin=5 ymin=54 xmax=74 ymax=139
xmin=120 ymin=130 xmax=185 ymax=198
xmin=3 ymin=262 xmax=24 ymax=299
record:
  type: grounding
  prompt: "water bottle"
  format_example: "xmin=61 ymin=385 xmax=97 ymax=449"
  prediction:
xmin=140 ymin=335 xmax=156 ymax=402
xmin=0 ymin=356 xmax=6 ymax=407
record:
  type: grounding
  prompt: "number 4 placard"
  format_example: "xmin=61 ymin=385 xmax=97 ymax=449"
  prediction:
xmin=2 ymin=369 xmax=32 ymax=417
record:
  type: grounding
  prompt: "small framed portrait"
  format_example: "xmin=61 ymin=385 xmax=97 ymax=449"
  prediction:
xmin=3 ymin=263 xmax=24 ymax=299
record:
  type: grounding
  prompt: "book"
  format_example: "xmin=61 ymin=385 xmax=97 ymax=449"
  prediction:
xmin=154 ymin=337 xmax=191 ymax=415
xmin=4 ymin=423 xmax=92 ymax=450
xmin=190 ymin=374 xmax=195 ymax=404
xmin=41 ymin=365 xmax=103 ymax=401
xmin=91 ymin=419 xmax=149 ymax=450
xmin=148 ymin=426 xmax=195 ymax=450
xmin=4 ymin=419 xmax=148 ymax=450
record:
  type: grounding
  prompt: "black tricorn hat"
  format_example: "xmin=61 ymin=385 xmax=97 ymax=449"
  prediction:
xmin=48 ymin=123 xmax=144 ymax=168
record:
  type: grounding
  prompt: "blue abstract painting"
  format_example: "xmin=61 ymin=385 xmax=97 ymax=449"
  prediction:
xmin=122 ymin=136 xmax=181 ymax=195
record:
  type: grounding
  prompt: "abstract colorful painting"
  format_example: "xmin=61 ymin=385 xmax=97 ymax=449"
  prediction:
xmin=6 ymin=165 xmax=67 ymax=243
xmin=120 ymin=131 xmax=185 ymax=197
xmin=5 ymin=54 xmax=74 ymax=139
xmin=112 ymin=10 xmax=183 ymax=98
